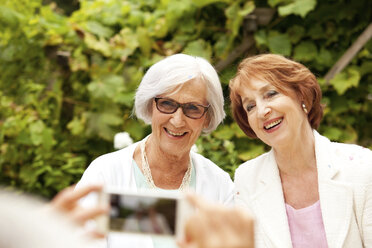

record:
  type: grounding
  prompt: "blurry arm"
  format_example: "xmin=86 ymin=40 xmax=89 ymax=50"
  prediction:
xmin=179 ymin=195 xmax=254 ymax=248
xmin=49 ymin=184 xmax=108 ymax=226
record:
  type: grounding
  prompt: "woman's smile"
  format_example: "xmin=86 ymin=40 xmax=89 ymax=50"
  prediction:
xmin=164 ymin=127 xmax=187 ymax=137
xmin=263 ymin=117 xmax=283 ymax=132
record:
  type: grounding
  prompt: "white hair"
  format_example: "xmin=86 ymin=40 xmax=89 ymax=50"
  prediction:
xmin=134 ymin=54 xmax=225 ymax=134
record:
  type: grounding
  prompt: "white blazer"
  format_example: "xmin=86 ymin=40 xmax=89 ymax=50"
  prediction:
xmin=234 ymin=130 xmax=372 ymax=248
xmin=76 ymin=140 xmax=234 ymax=248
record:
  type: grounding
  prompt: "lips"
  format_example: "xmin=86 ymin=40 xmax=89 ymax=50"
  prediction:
xmin=264 ymin=118 xmax=283 ymax=130
xmin=164 ymin=128 xmax=187 ymax=137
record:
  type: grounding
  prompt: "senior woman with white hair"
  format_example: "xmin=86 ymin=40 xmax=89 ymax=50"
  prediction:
xmin=76 ymin=53 xmax=234 ymax=248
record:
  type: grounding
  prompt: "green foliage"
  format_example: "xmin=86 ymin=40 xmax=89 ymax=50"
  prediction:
xmin=0 ymin=0 xmax=371 ymax=197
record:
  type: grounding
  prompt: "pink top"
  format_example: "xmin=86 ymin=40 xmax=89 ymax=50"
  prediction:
xmin=285 ymin=201 xmax=328 ymax=248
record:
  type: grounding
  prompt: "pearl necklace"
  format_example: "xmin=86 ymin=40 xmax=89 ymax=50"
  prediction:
xmin=140 ymin=136 xmax=192 ymax=191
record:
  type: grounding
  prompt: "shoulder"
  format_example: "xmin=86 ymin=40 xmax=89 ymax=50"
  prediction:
xmin=316 ymin=132 xmax=372 ymax=182
xmin=234 ymin=151 xmax=272 ymax=183
xmin=79 ymin=142 xmax=139 ymax=183
xmin=317 ymin=131 xmax=372 ymax=167
xmin=331 ymin=142 xmax=372 ymax=165
xmin=330 ymin=141 xmax=372 ymax=178
xmin=191 ymin=152 xmax=234 ymax=205
xmin=89 ymin=142 xmax=138 ymax=169
xmin=191 ymin=152 xmax=231 ymax=179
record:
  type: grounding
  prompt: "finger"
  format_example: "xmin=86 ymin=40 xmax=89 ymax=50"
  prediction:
xmin=50 ymin=186 xmax=76 ymax=209
xmin=68 ymin=184 xmax=103 ymax=203
xmin=72 ymin=206 xmax=109 ymax=225
xmin=87 ymin=230 xmax=106 ymax=239
xmin=177 ymin=240 xmax=198 ymax=248
xmin=53 ymin=184 xmax=103 ymax=211
xmin=185 ymin=193 xmax=210 ymax=212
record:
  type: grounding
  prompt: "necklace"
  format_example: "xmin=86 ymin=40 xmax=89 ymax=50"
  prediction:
xmin=140 ymin=136 xmax=192 ymax=191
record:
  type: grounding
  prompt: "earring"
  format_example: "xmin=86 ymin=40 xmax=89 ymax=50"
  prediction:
xmin=302 ymin=102 xmax=308 ymax=114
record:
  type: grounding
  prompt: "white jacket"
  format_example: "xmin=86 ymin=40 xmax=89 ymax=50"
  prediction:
xmin=234 ymin=130 xmax=372 ymax=248
xmin=76 ymin=140 xmax=234 ymax=248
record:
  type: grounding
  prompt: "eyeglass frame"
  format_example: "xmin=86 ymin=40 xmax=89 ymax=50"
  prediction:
xmin=154 ymin=97 xmax=210 ymax=119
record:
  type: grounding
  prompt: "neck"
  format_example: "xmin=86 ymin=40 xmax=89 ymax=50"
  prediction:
xmin=146 ymin=135 xmax=190 ymax=173
xmin=273 ymin=126 xmax=316 ymax=176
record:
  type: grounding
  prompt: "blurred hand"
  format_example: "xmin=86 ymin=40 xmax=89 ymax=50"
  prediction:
xmin=49 ymin=184 xmax=108 ymax=238
xmin=179 ymin=195 xmax=254 ymax=248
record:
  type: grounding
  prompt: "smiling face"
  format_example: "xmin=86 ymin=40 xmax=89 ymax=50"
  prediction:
xmin=239 ymin=79 xmax=310 ymax=148
xmin=149 ymin=79 xmax=209 ymax=157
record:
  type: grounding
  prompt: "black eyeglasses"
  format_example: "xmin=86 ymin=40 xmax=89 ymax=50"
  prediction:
xmin=154 ymin=97 xmax=209 ymax=119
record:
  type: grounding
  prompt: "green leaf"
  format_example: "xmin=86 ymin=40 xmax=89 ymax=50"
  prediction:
xmin=238 ymin=144 xmax=265 ymax=161
xmin=137 ymin=27 xmax=152 ymax=57
xmin=268 ymin=0 xmax=286 ymax=7
xmin=123 ymin=119 xmax=147 ymax=141
xmin=85 ymin=111 xmax=123 ymax=140
xmin=87 ymin=74 xmax=124 ymax=99
xmin=213 ymin=125 xmax=235 ymax=140
xmin=287 ymin=25 xmax=305 ymax=44
xmin=267 ymin=31 xmax=292 ymax=56
xmin=29 ymin=120 xmax=55 ymax=148
xmin=330 ymin=68 xmax=361 ymax=95
xmin=190 ymin=0 xmax=228 ymax=8
xmin=308 ymin=24 xmax=324 ymax=40
xmin=359 ymin=61 xmax=372 ymax=76
xmin=316 ymin=47 xmax=333 ymax=67
xmin=231 ymin=123 xmax=246 ymax=138
xmin=183 ymin=39 xmax=212 ymax=61
xmin=278 ymin=0 xmax=317 ymax=18
xmin=293 ymin=41 xmax=317 ymax=61
xmin=254 ymin=29 xmax=268 ymax=47
xmin=29 ymin=120 xmax=46 ymax=146
xmin=113 ymin=92 xmax=135 ymax=107
xmin=0 ymin=5 xmax=22 ymax=27
xmin=322 ymin=126 xmax=343 ymax=141
xmin=152 ymin=17 xmax=168 ymax=38
xmin=214 ymin=35 xmax=229 ymax=58
xmin=67 ymin=117 xmax=85 ymax=136
xmin=84 ymin=33 xmax=111 ymax=57
xmin=239 ymin=2 xmax=255 ymax=17
xmin=85 ymin=21 xmax=114 ymax=38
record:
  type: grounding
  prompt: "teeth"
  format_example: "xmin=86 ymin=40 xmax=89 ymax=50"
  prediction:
xmin=264 ymin=119 xmax=282 ymax=129
xmin=166 ymin=129 xmax=186 ymax=136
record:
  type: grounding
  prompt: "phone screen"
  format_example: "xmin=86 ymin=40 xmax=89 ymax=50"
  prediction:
xmin=109 ymin=193 xmax=177 ymax=235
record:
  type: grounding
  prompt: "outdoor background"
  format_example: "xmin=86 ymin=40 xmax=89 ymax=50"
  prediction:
xmin=1 ymin=0 xmax=371 ymax=198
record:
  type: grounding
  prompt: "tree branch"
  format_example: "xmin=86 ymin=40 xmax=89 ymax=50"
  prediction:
xmin=324 ymin=23 xmax=372 ymax=84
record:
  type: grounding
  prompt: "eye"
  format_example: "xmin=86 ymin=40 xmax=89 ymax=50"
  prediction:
xmin=159 ymin=99 xmax=177 ymax=110
xmin=246 ymin=103 xmax=255 ymax=112
xmin=265 ymin=90 xmax=278 ymax=98
xmin=185 ymin=103 xmax=201 ymax=113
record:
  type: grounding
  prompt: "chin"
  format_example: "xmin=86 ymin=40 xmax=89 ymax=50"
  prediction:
xmin=161 ymin=143 xmax=185 ymax=156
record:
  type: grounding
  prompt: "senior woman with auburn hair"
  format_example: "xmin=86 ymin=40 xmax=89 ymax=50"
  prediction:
xmin=76 ymin=53 xmax=234 ymax=248
xmin=230 ymin=54 xmax=372 ymax=247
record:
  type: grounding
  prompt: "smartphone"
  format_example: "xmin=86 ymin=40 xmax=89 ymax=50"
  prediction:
xmin=97 ymin=189 xmax=193 ymax=239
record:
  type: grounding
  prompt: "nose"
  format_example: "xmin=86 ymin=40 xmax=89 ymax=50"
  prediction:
xmin=169 ymin=107 xmax=186 ymax=127
xmin=257 ymin=102 xmax=271 ymax=119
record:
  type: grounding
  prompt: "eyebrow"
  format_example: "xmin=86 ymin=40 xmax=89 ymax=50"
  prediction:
xmin=241 ymin=83 xmax=274 ymax=104
xmin=159 ymin=96 xmax=207 ymax=106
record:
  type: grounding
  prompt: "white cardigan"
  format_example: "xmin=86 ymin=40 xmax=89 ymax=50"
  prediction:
xmin=234 ymin=130 xmax=372 ymax=248
xmin=76 ymin=140 xmax=234 ymax=248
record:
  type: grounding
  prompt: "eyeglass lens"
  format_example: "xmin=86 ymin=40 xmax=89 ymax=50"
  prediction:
xmin=155 ymin=98 xmax=207 ymax=119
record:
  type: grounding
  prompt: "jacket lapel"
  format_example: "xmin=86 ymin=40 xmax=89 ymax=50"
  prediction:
xmin=251 ymin=150 xmax=293 ymax=248
xmin=314 ymin=131 xmax=354 ymax=248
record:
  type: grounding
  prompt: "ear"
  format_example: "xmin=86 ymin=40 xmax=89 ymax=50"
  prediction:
xmin=203 ymin=114 xmax=211 ymax=129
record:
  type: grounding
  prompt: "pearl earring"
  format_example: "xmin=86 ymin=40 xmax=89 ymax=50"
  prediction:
xmin=302 ymin=103 xmax=308 ymax=114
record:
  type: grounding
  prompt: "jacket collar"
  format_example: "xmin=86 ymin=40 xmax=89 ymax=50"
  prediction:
xmin=313 ymin=130 xmax=353 ymax=248
xmin=250 ymin=130 xmax=353 ymax=247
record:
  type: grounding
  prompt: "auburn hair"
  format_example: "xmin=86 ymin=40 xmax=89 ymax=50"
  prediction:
xmin=229 ymin=54 xmax=324 ymax=138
